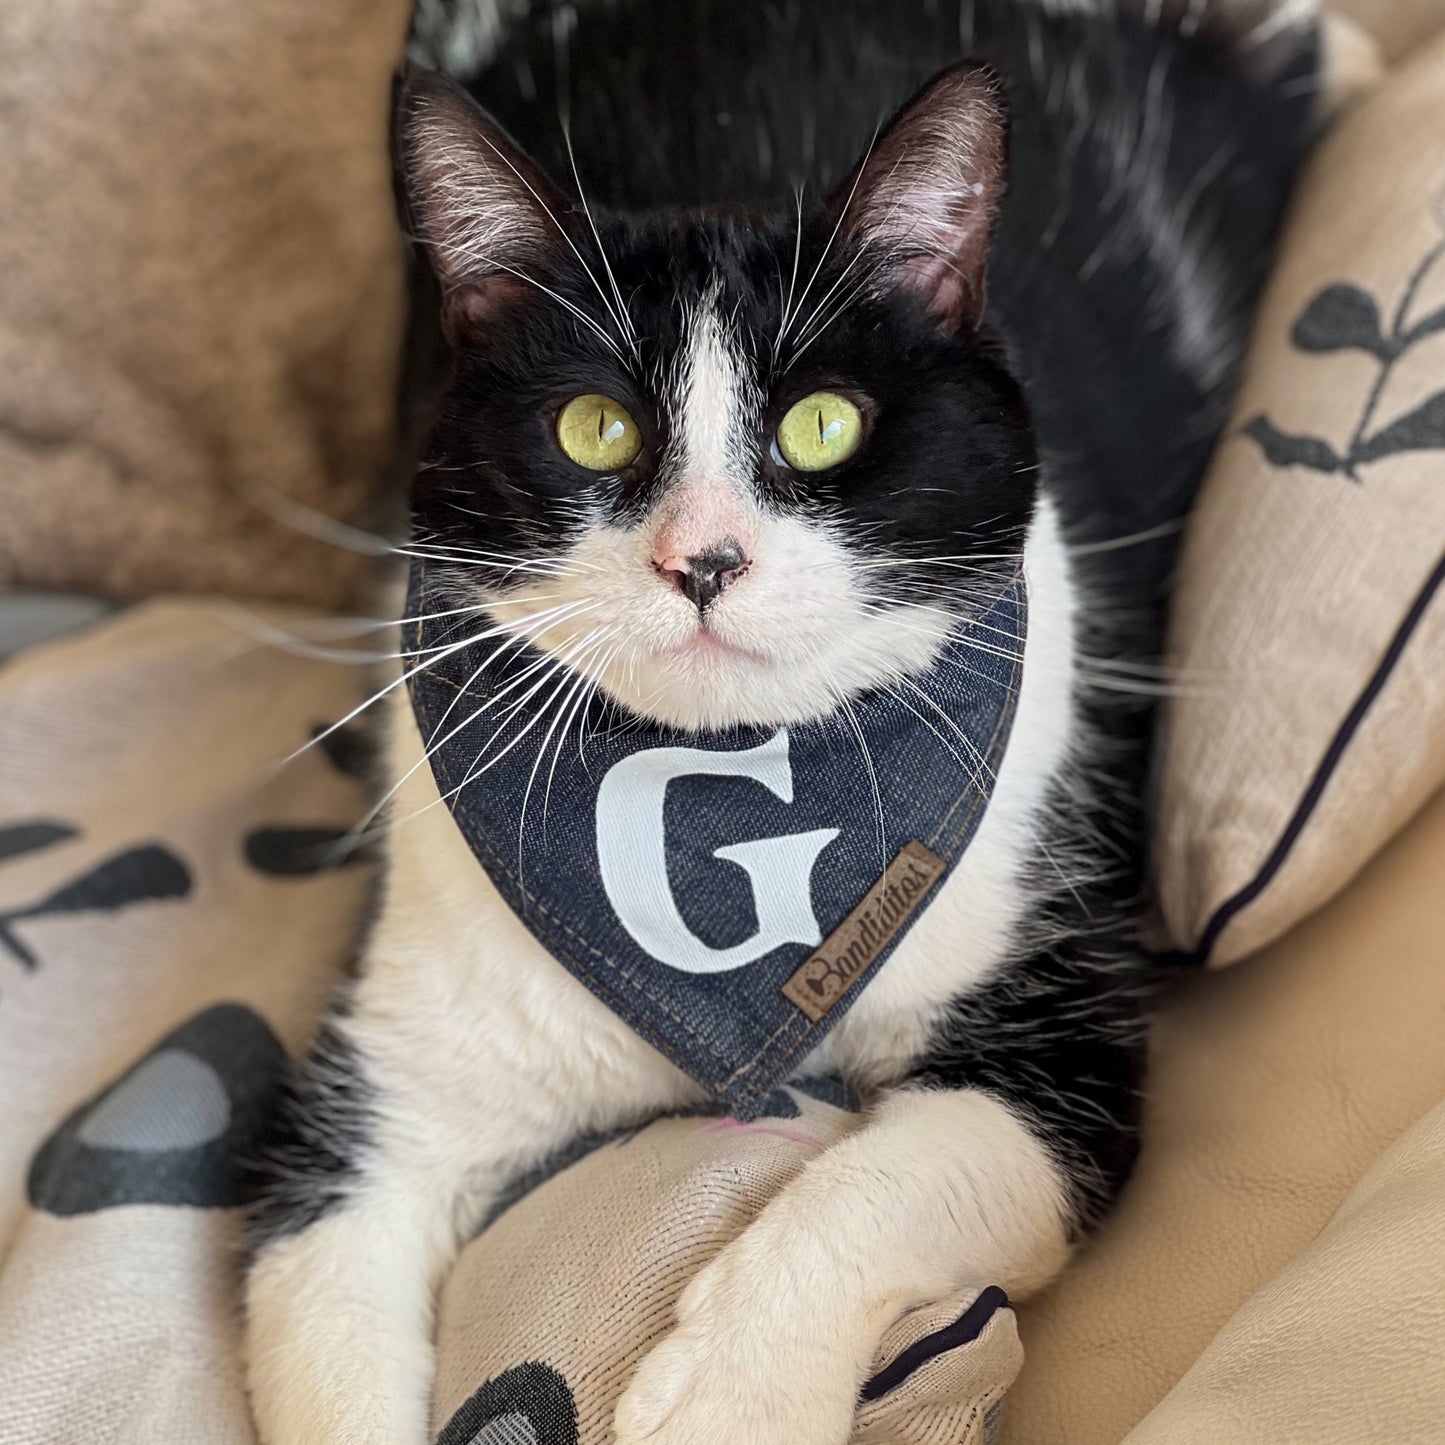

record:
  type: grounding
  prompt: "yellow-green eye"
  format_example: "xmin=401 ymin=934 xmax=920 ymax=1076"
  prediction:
xmin=556 ymin=393 xmax=643 ymax=471
xmin=774 ymin=391 xmax=864 ymax=472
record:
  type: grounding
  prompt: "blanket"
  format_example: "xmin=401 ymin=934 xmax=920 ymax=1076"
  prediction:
xmin=0 ymin=600 xmax=1019 ymax=1445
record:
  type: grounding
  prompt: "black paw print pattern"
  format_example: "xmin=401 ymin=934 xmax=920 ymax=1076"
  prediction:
xmin=436 ymin=1362 xmax=579 ymax=1445
xmin=1245 ymin=213 xmax=1445 ymax=481
xmin=242 ymin=720 xmax=377 ymax=878
xmin=0 ymin=821 xmax=190 ymax=973
xmin=27 ymin=1003 xmax=288 ymax=1215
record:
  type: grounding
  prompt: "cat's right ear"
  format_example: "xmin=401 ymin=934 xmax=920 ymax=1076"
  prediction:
xmin=396 ymin=66 xmax=567 ymax=339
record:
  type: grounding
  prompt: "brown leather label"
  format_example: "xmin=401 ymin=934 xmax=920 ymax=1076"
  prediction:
xmin=782 ymin=841 xmax=947 ymax=1022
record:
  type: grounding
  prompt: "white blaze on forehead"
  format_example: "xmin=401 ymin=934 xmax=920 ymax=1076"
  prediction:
xmin=674 ymin=295 xmax=758 ymax=490
xmin=653 ymin=293 xmax=762 ymax=555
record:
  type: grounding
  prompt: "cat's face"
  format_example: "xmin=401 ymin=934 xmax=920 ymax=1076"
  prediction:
xmin=400 ymin=66 xmax=1037 ymax=731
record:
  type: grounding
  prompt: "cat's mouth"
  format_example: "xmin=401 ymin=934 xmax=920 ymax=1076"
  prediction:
xmin=660 ymin=626 xmax=770 ymax=666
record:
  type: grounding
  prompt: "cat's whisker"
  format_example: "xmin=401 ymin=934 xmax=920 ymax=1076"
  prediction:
xmin=560 ymin=121 xmax=641 ymax=359
xmin=348 ymin=607 xmax=605 ymax=846
xmin=416 ymin=598 xmax=604 ymax=759
xmin=243 ymin=489 xmax=397 ymax=557
xmin=837 ymin=694 xmax=887 ymax=870
xmin=899 ymin=675 xmax=999 ymax=788
xmin=393 ymin=547 xmax=579 ymax=582
xmin=876 ymin=680 xmax=990 ymax=794
xmin=334 ymin=643 xmax=559 ymax=856
xmin=407 ymin=532 xmax=602 ymax=576
xmin=773 ymin=185 xmax=807 ymax=356
xmin=412 ymin=226 xmax=626 ymax=360
xmin=851 ymin=592 xmax=1026 ymax=648
xmin=518 ymin=627 xmax=620 ymax=876
xmin=1065 ymin=519 xmax=1186 ymax=556
xmin=777 ymin=125 xmax=881 ymax=351
xmin=275 ymin=597 xmax=599 ymax=776
xmin=787 ymin=245 xmax=892 ymax=364
xmin=374 ymin=628 xmax=606 ymax=844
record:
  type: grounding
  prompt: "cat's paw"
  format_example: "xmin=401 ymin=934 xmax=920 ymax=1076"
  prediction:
xmin=613 ymin=1223 xmax=864 ymax=1445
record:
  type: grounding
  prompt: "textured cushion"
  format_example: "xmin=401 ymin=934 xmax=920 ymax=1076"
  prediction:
xmin=1333 ymin=0 xmax=1445 ymax=63
xmin=999 ymin=780 xmax=1445 ymax=1445
xmin=0 ymin=1 xmax=409 ymax=609
xmin=0 ymin=601 xmax=373 ymax=1444
xmin=1153 ymin=30 xmax=1445 ymax=966
xmin=436 ymin=1101 xmax=1021 ymax=1445
xmin=1119 ymin=1096 xmax=1445 ymax=1445
xmin=0 ymin=600 xmax=1021 ymax=1445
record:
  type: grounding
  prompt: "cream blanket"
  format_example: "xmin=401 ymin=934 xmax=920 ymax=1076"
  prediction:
xmin=0 ymin=601 xmax=1020 ymax=1444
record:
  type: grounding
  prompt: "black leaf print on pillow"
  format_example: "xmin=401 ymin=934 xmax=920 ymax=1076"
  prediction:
xmin=244 ymin=827 xmax=370 ymax=876
xmin=0 ymin=842 xmax=191 ymax=970
xmin=1405 ymin=303 xmax=1445 ymax=347
xmin=1245 ymin=216 xmax=1445 ymax=482
xmin=1290 ymin=283 xmax=1388 ymax=357
xmin=0 ymin=819 xmax=79 ymax=863
xmin=312 ymin=720 xmax=377 ymax=781
xmin=1242 ymin=417 xmax=1345 ymax=474
xmin=241 ymin=722 xmax=376 ymax=878
xmin=1354 ymin=391 xmax=1445 ymax=464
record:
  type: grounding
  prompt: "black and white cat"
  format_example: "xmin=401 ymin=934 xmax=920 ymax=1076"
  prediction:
xmin=244 ymin=2 xmax=1321 ymax=1442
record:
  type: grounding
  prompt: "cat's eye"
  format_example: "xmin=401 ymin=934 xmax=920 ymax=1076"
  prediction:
xmin=555 ymin=394 xmax=643 ymax=471
xmin=773 ymin=391 xmax=864 ymax=472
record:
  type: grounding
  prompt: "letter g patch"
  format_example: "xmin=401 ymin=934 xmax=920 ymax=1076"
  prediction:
xmin=595 ymin=731 xmax=840 ymax=974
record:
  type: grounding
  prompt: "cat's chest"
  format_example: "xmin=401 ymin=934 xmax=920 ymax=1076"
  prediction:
xmin=362 ymin=498 xmax=1076 ymax=1123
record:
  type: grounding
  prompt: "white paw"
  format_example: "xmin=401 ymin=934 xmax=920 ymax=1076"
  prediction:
xmin=613 ymin=1225 xmax=866 ymax=1445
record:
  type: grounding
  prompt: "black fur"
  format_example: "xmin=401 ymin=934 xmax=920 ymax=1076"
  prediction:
xmin=243 ymin=1016 xmax=377 ymax=1257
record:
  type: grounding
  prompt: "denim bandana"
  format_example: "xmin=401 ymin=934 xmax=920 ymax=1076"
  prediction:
xmin=405 ymin=563 xmax=1027 ymax=1118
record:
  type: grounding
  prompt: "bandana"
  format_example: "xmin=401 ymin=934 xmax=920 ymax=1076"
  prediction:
xmin=405 ymin=563 xmax=1026 ymax=1118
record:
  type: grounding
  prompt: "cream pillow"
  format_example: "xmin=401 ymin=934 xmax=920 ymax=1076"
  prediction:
xmin=1154 ymin=31 xmax=1445 ymax=966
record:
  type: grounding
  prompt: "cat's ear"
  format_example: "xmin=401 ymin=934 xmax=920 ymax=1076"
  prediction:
xmin=834 ymin=65 xmax=1007 ymax=333
xmin=396 ymin=66 xmax=569 ymax=338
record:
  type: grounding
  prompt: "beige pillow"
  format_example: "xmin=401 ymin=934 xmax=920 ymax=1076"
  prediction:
xmin=1154 ymin=32 xmax=1445 ymax=967
xmin=0 ymin=0 xmax=409 ymax=609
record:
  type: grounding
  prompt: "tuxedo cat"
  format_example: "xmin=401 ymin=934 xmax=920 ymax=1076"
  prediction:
xmin=244 ymin=3 xmax=1320 ymax=1442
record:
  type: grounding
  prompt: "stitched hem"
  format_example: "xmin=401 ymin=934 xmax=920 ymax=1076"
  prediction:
xmin=859 ymin=1287 xmax=1011 ymax=1403
xmin=1179 ymin=546 xmax=1445 ymax=966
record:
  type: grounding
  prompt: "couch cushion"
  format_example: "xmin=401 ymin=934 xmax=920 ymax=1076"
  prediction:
xmin=1153 ymin=29 xmax=1445 ymax=967
xmin=1120 ymin=1096 xmax=1445 ymax=1445
xmin=0 ymin=1 xmax=410 ymax=609
xmin=1332 ymin=0 xmax=1445 ymax=64
xmin=998 ymin=781 xmax=1445 ymax=1445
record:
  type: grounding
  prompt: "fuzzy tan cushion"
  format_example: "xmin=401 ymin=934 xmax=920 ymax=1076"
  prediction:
xmin=1153 ymin=29 xmax=1445 ymax=967
xmin=435 ymin=1102 xmax=1021 ymax=1445
xmin=0 ymin=1 xmax=410 ymax=609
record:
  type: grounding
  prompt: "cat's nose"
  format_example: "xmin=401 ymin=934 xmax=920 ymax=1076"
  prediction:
xmin=652 ymin=538 xmax=751 ymax=613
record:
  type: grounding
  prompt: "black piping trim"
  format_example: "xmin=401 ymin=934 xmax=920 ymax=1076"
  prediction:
xmin=858 ymin=1286 xmax=1010 ymax=1404
xmin=1181 ymin=547 xmax=1445 ymax=967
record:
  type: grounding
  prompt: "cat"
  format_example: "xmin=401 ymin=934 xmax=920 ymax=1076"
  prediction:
xmin=243 ymin=2 xmax=1321 ymax=1441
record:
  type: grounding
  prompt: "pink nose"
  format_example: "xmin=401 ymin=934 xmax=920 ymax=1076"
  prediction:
xmin=652 ymin=537 xmax=751 ymax=613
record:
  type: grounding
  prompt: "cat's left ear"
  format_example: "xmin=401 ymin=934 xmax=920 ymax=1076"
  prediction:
xmin=396 ymin=65 xmax=572 ymax=338
xmin=835 ymin=65 xmax=1007 ymax=333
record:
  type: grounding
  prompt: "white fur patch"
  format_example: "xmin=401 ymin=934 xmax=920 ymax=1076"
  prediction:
xmin=674 ymin=294 xmax=760 ymax=492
